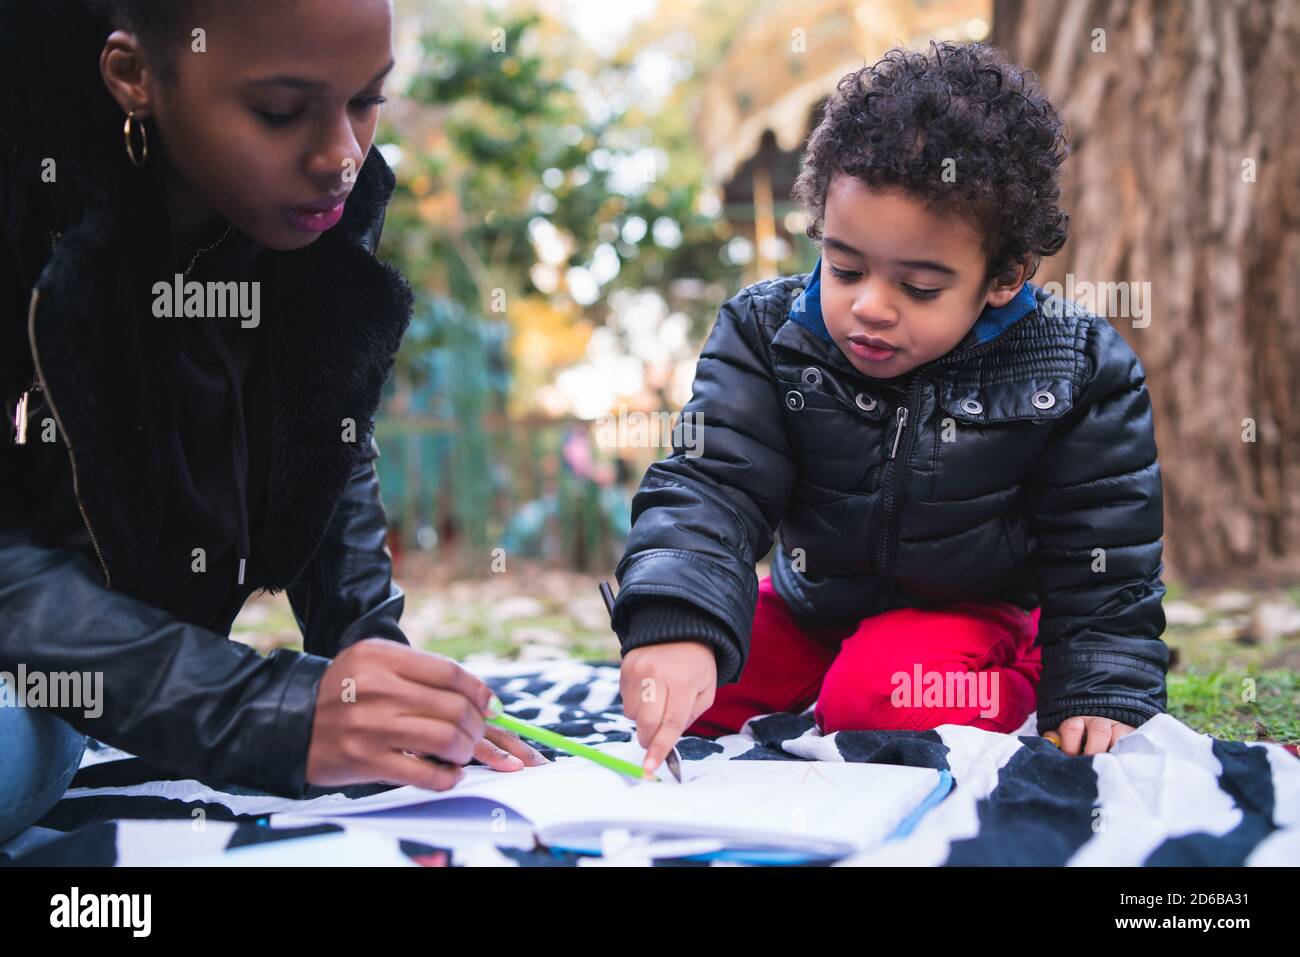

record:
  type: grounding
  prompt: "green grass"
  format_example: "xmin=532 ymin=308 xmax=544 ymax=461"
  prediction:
xmin=419 ymin=618 xmax=619 ymax=664
xmin=420 ymin=627 xmax=516 ymax=661
xmin=1168 ymin=668 xmax=1299 ymax=745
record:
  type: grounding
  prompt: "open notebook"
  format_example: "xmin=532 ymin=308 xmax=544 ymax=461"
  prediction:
xmin=270 ymin=742 xmax=952 ymax=859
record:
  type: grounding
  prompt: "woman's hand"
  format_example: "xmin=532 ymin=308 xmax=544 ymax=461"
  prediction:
xmin=1045 ymin=716 xmax=1136 ymax=755
xmin=620 ymin=641 xmax=717 ymax=776
xmin=472 ymin=725 xmax=551 ymax=771
xmin=307 ymin=638 xmax=496 ymax=790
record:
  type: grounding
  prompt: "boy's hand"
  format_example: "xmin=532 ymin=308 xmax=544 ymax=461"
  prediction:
xmin=620 ymin=641 xmax=717 ymax=776
xmin=307 ymin=638 xmax=499 ymax=790
xmin=1045 ymin=716 xmax=1137 ymax=755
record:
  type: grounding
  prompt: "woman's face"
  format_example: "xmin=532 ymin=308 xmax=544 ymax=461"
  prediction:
xmin=818 ymin=174 xmax=1026 ymax=379
xmin=104 ymin=0 xmax=395 ymax=251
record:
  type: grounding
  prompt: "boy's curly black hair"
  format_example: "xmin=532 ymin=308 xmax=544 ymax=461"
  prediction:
xmin=792 ymin=41 xmax=1069 ymax=283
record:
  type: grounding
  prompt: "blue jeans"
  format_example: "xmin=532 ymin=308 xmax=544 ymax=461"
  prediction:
xmin=0 ymin=675 xmax=88 ymax=844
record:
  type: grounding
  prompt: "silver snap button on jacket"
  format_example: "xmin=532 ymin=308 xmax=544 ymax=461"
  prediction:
xmin=801 ymin=367 xmax=823 ymax=386
xmin=785 ymin=390 xmax=805 ymax=411
xmin=1032 ymin=390 xmax=1056 ymax=410
xmin=960 ymin=397 xmax=984 ymax=415
xmin=855 ymin=392 xmax=877 ymax=412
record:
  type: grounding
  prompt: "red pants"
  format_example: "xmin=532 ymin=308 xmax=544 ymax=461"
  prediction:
xmin=688 ymin=577 xmax=1043 ymax=737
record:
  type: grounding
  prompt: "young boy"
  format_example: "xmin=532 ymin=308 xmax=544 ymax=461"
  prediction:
xmin=610 ymin=42 xmax=1169 ymax=775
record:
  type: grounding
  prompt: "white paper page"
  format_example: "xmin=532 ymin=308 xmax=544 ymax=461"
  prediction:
xmin=272 ymin=743 xmax=944 ymax=855
xmin=274 ymin=797 xmax=537 ymax=850
xmin=173 ymin=829 xmax=418 ymax=867
xmin=270 ymin=764 xmax=504 ymax=821
xmin=526 ymin=749 xmax=943 ymax=854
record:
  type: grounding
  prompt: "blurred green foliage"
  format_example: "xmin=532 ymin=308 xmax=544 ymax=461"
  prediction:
xmin=377 ymin=6 xmax=743 ymax=378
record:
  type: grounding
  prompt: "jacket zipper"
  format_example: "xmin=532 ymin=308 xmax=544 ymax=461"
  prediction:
xmin=11 ymin=378 xmax=36 ymax=444
xmin=26 ymin=286 xmax=112 ymax=588
xmin=875 ymin=383 xmax=918 ymax=573
xmin=872 ymin=334 xmax=1011 ymax=577
xmin=14 ymin=225 xmax=239 ymax=586
xmin=776 ymin=332 xmax=929 ymax=576
xmin=776 ymin=286 xmax=1038 ymax=578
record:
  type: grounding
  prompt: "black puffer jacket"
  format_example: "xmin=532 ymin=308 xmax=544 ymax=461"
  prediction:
xmin=611 ymin=259 xmax=1169 ymax=734
xmin=0 ymin=0 xmax=413 ymax=796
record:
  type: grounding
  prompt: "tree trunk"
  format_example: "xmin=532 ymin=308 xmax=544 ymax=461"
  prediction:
xmin=994 ymin=0 xmax=1300 ymax=585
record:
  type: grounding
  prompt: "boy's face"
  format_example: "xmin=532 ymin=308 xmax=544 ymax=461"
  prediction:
xmin=107 ymin=0 xmax=395 ymax=252
xmin=818 ymin=174 xmax=1025 ymax=379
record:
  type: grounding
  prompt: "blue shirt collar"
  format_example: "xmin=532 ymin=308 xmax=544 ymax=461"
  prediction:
xmin=789 ymin=255 xmax=1038 ymax=348
xmin=788 ymin=257 xmax=832 ymax=342
xmin=970 ymin=279 xmax=1038 ymax=344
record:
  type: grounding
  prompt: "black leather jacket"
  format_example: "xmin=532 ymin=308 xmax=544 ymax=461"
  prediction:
xmin=1 ymin=0 xmax=414 ymax=796
xmin=612 ymin=262 xmax=1170 ymax=734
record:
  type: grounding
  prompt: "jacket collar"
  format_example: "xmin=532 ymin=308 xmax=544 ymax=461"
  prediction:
xmin=4 ymin=0 xmax=413 ymax=595
xmin=786 ymin=254 xmax=1039 ymax=345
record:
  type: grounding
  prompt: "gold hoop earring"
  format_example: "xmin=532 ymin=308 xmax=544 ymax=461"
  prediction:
xmin=123 ymin=110 xmax=149 ymax=167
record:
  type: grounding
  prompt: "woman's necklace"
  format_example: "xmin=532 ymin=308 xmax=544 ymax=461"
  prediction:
xmin=181 ymin=222 xmax=236 ymax=280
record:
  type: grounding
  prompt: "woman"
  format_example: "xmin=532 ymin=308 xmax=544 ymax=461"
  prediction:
xmin=0 ymin=0 xmax=544 ymax=846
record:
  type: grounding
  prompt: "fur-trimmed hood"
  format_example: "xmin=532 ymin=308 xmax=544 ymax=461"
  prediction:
xmin=0 ymin=0 xmax=415 ymax=597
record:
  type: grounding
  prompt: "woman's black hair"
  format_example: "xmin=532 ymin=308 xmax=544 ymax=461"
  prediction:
xmin=792 ymin=41 xmax=1070 ymax=283
xmin=87 ymin=0 xmax=216 ymax=82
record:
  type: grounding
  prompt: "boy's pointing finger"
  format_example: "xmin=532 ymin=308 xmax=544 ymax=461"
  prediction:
xmin=643 ymin=690 xmax=689 ymax=778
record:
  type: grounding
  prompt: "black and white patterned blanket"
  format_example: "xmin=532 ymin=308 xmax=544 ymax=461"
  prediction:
xmin=3 ymin=659 xmax=1297 ymax=866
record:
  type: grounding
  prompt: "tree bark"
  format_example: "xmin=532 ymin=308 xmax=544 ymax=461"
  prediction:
xmin=994 ymin=0 xmax=1300 ymax=584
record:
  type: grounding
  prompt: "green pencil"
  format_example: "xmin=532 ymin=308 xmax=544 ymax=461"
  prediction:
xmin=486 ymin=695 xmax=653 ymax=782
